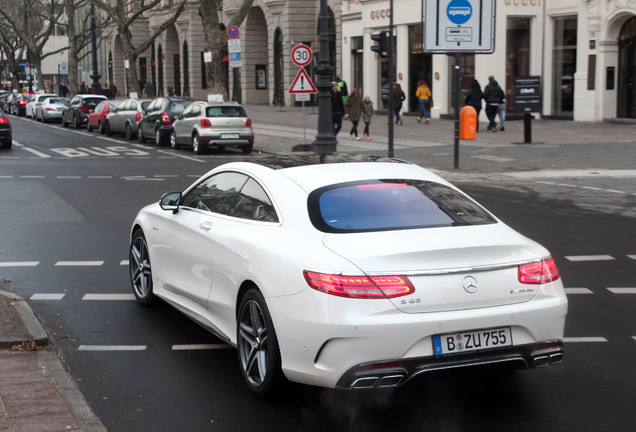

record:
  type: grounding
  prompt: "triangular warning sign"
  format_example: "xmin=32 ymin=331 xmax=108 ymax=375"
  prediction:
xmin=289 ymin=68 xmax=317 ymax=94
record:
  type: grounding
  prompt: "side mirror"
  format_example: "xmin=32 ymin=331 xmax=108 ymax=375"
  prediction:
xmin=160 ymin=191 xmax=182 ymax=214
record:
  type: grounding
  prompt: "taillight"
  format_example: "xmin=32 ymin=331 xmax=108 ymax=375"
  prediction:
xmin=303 ymin=271 xmax=414 ymax=299
xmin=79 ymin=106 xmax=90 ymax=112
xmin=246 ymin=118 xmax=252 ymax=127
xmin=518 ymin=258 xmax=560 ymax=284
xmin=20 ymin=100 xmax=28 ymax=105
xmin=161 ymin=112 xmax=171 ymax=125
xmin=135 ymin=111 xmax=142 ymax=122
xmin=46 ymin=107 xmax=56 ymax=112
xmin=0 ymin=118 xmax=9 ymax=124
xmin=201 ymin=118 xmax=211 ymax=128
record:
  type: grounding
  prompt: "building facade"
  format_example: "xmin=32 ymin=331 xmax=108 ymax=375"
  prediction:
xmin=342 ymin=0 xmax=636 ymax=122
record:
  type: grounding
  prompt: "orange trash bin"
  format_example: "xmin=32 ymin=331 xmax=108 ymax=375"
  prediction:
xmin=460 ymin=106 xmax=477 ymax=140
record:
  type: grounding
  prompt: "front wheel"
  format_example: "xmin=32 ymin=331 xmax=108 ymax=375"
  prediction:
xmin=137 ymin=126 xmax=146 ymax=142
xmin=155 ymin=128 xmax=163 ymax=146
xmin=170 ymin=131 xmax=180 ymax=149
xmin=237 ymin=289 xmax=284 ymax=397
xmin=129 ymin=230 xmax=154 ymax=305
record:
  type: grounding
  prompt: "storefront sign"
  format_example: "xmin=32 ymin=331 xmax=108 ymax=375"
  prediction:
xmin=514 ymin=76 xmax=541 ymax=114
xmin=370 ymin=9 xmax=391 ymax=20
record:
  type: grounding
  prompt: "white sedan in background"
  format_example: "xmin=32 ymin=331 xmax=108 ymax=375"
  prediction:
xmin=129 ymin=156 xmax=568 ymax=396
xmin=35 ymin=97 xmax=70 ymax=123
xmin=25 ymin=93 xmax=57 ymax=119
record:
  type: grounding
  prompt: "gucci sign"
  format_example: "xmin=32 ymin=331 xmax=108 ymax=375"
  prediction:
xmin=370 ymin=9 xmax=391 ymax=20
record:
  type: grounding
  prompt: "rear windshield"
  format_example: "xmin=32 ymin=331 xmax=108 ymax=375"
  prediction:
xmin=308 ymin=180 xmax=496 ymax=233
xmin=205 ymin=106 xmax=247 ymax=118
xmin=46 ymin=98 xmax=67 ymax=104
xmin=83 ymin=98 xmax=106 ymax=108
xmin=170 ymin=101 xmax=193 ymax=115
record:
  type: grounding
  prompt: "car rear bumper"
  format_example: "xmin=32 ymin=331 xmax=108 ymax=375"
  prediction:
xmin=267 ymin=287 xmax=568 ymax=389
xmin=0 ymin=129 xmax=11 ymax=142
xmin=198 ymin=136 xmax=253 ymax=147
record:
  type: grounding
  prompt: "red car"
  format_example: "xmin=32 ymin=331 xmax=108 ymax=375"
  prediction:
xmin=87 ymin=100 xmax=122 ymax=134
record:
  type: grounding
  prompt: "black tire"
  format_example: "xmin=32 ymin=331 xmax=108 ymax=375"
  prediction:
xmin=155 ymin=128 xmax=164 ymax=146
xmin=242 ymin=143 xmax=253 ymax=154
xmin=87 ymin=122 xmax=93 ymax=132
xmin=62 ymin=116 xmax=69 ymax=127
xmin=170 ymin=131 xmax=180 ymax=149
xmin=74 ymin=115 xmax=81 ymax=129
xmin=137 ymin=126 xmax=146 ymax=142
xmin=125 ymin=123 xmax=135 ymax=140
xmin=105 ymin=121 xmax=113 ymax=136
xmin=98 ymin=121 xmax=105 ymax=135
xmin=1 ymin=140 xmax=11 ymax=150
xmin=237 ymin=289 xmax=284 ymax=397
xmin=129 ymin=230 xmax=154 ymax=305
xmin=192 ymin=134 xmax=203 ymax=155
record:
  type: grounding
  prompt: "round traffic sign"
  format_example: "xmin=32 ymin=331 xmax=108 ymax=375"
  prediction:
xmin=227 ymin=26 xmax=240 ymax=39
xmin=291 ymin=44 xmax=312 ymax=67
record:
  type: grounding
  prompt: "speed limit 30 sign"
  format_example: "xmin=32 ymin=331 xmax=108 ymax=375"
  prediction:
xmin=291 ymin=44 xmax=312 ymax=67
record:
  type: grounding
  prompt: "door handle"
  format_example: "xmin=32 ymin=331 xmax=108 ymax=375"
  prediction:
xmin=199 ymin=221 xmax=213 ymax=231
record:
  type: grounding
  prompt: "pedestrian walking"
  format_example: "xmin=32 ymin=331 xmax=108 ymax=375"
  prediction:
xmin=331 ymin=81 xmax=344 ymax=136
xmin=361 ymin=95 xmax=375 ymax=140
xmin=483 ymin=75 xmax=505 ymax=131
xmin=393 ymin=83 xmax=406 ymax=125
xmin=167 ymin=83 xmax=174 ymax=97
xmin=464 ymin=79 xmax=483 ymax=132
xmin=143 ymin=80 xmax=155 ymax=98
xmin=80 ymin=82 xmax=88 ymax=94
xmin=497 ymin=95 xmax=506 ymax=132
xmin=415 ymin=80 xmax=431 ymax=124
xmin=336 ymin=76 xmax=348 ymax=105
xmin=344 ymin=88 xmax=362 ymax=140
xmin=109 ymin=83 xmax=118 ymax=99
xmin=59 ymin=82 xmax=69 ymax=97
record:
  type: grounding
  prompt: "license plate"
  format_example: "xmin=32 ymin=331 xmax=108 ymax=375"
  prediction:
xmin=433 ymin=327 xmax=512 ymax=355
xmin=221 ymin=133 xmax=239 ymax=139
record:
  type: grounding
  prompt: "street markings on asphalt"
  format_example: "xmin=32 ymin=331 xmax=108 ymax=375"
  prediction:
xmin=0 ymin=261 xmax=39 ymax=267
xmin=82 ymin=294 xmax=136 ymax=300
xmin=607 ymin=288 xmax=636 ymax=294
xmin=30 ymin=293 xmax=65 ymax=301
xmin=564 ymin=255 xmax=614 ymax=262
xmin=78 ymin=345 xmax=147 ymax=351
xmin=172 ymin=344 xmax=232 ymax=351
xmin=536 ymin=180 xmax=635 ymax=196
xmin=55 ymin=261 xmax=104 ymax=266
xmin=563 ymin=337 xmax=608 ymax=343
xmin=565 ymin=288 xmax=594 ymax=295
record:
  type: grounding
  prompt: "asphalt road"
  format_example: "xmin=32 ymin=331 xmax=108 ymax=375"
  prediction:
xmin=1 ymin=114 xmax=635 ymax=431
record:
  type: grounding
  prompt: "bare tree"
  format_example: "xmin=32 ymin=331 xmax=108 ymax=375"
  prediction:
xmin=199 ymin=0 xmax=254 ymax=99
xmin=0 ymin=15 xmax=26 ymax=91
xmin=91 ymin=0 xmax=187 ymax=96
xmin=0 ymin=0 xmax=68 ymax=93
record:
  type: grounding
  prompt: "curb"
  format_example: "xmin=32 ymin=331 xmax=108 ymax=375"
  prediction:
xmin=0 ymin=289 xmax=48 ymax=348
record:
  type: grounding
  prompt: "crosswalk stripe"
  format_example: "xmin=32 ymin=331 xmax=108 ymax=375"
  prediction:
xmin=55 ymin=261 xmax=104 ymax=266
xmin=607 ymin=288 xmax=636 ymax=294
xmin=82 ymin=294 xmax=136 ymax=300
xmin=0 ymin=261 xmax=39 ymax=267
xmin=30 ymin=293 xmax=65 ymax=300
xmin=172 ymin=344 xmax=232 ymax=351
xmin=563 ymin=337 xmax=607 ymax=343
xmin=628 ymin=255 xmax=636 ymax=260
xmin=78 ymin=345 xmax=147 ymax=351
xmin=564 ymin=255 xmax=614 ymax=262
xmin=565 ymin=288 xmax=593 ymax=294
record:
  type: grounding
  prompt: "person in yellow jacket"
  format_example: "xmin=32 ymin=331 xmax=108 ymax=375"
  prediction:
xmin=415 ymin=80 xmax=432 ymax=124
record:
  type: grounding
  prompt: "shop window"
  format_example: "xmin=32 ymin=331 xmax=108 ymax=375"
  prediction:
xmin=507 ymin=18 xmax=530 ymax=113
xmin=552 ymin=17 xmax=577 ymax=116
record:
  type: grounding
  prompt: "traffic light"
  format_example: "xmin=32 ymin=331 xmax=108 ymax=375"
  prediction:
xmin=371 ymin=31 xmax=389 ymax=58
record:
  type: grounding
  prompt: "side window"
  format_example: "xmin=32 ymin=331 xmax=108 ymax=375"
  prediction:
xmin=95 ymin=101 xmax=106 ymax=112
xmin=182 ymin=105 xmax=195 ymax=118
xmin=182 ymin=172 xmax=248 ymax=215
xmin=228 ymin=178 xmax=279 ymax=222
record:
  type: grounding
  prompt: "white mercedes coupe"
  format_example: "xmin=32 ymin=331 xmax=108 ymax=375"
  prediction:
xmin=129 ymin=155 xmax=568 ymax=396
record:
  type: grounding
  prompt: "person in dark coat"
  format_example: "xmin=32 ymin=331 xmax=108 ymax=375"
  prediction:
xmin=483 ymin=75 xmax=505 ymax=131
xmin=331 ymin=82 xmax=345 ymax=136
xmin=344 ymin=88 xmax=363 ymax=140
xmin=393 ymin=83 xmax=406 ymax=125
xmin=464 ymin=79 xmax=483 ymax=132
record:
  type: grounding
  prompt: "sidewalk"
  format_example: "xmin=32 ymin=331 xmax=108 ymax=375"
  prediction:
xmin=0 ymin=289 xmax=106 ymax=432
xmin=246 ymin=103 xmax=636 ymax=180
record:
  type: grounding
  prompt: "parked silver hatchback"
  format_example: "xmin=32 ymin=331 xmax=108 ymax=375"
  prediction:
xmin=104 ymin=98 xmax=152 ymax=139
xmin=170 ymin=101 xmax=254 ymax=154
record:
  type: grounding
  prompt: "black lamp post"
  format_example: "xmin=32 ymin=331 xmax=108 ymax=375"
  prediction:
xmin=90 ymin=3 xmax=101 ymax=93
xmin=312 ymin=0 xmax=337 ymax=161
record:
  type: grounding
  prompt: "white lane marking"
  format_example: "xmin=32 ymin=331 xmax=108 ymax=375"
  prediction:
xmin=22 ymin=147 xmax=52 ymax=158
xmin=472 ymin=155 xmax=515 ymax=162
xmin=536 ymin=180 xmax=629 ymax=195
xmin=564 ymin=255 xmax=614 ymax=262
xmin=157 ymin=149 xmax=206 ymax=163
xmin=563 ymin=337 xmax=608 ymax=343
xmin=58 ymin=176 xmax=82 ymax=179
xmin=120 ymin=260 xmax=128 ymax=266
xmin=0 ymin=261 xmax=39 ymax=267
xmin=607 ymin=288 xmax=636 ymax=294
xmin=82 ymin=294 xmax=136 ymax=301
xmin=172 ymin=344 xmax=232 ymax=351
xmin=565 ymin=288 xmax=594 ymax=295
xmin=123 ymin=176 xmax=165 ymax=181
xmin=88 ymin=176 xmax=113 ymax=179
xmin=78 ymin=345 xmax=147 ymax=351
xmin=55 ymin=261 xmax=104 ymax=266
xmin=628 ymin=255 xmax=636 ymax=260
xmin=21 ymin=175 xmax=46 ymax=178
xmin=30 ymin=293 xmax=66 ymax=300
xmin=155 ymin=175 xmax=179 ymax=178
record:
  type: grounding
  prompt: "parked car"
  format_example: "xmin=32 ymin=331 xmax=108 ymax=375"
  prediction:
xmin=87 ymin=100 xmax=122 ymax=133
xmin=0 ymin=92 xmax=10 ymax=113
xmin=171 ymin=101 xmax=254 ymax=154
xmin=62 ymin=94 xmax=108 ymax=128
xmin=137 ymin=96 xmax=193 ymax=145
xmin=104 ymin=98 xmax=151 ymax=139
xmin=9 ymin=94 xmax=35 ymax=116
xmin=25 ymin=93 xmax=57 ymax=119
xmin=35 ymin=97 xmax=70 ymax=123
xmin=0 ymin=111 xmax=11 ymax=149
xmin=129 ymin=155 xmax=568 ymax=396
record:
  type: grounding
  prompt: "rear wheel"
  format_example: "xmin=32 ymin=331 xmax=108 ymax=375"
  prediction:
xmin=155 ymin=128 xmax=163 ymax=146
xmin=98 ymin=121 xmax=105 ymax=134
xmin=1 ymin=140 xmax=11 ymax=150
xmin=125 ymin=123 xmax=135 ymax=140
xmin=237 ymin=289 xmax=284 ymax=397
xmin=192 ymin=134 xmax=203 ymax=155
xmin=87 ymin=122 xmax=93 ymax=132
xmin=242 ymin=143 xmax=253 ymax=154
xmin=62 ymin=116 xmax=69 ymax=127
xmin=137 ymin=126 xmax=146 ymax=142
xmin=170 ymin=131 xmax=180 ymax=149
xmin=74 ymin=115 xmax=81 ymax=129
xmin=129 ymin=230 xmax=154 ymax=305
xmin=105 ymin=121 xmax=113 ymax=136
